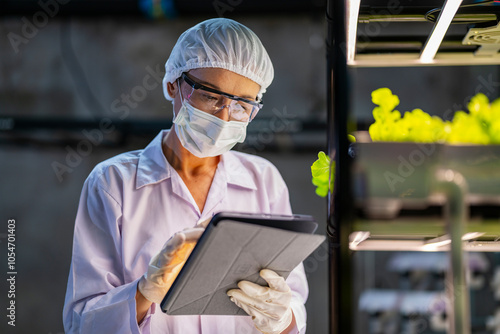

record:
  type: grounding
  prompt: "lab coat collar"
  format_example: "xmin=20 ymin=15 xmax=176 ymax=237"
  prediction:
xmin=220 ymin=152 xmax=258 ymax=190
xmin=136 ymin=130 xmax=257 ymax=191
xmin=136 ymin=130 xmax=171 ymax=189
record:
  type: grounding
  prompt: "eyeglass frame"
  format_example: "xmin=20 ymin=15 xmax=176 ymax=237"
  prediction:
xmin=180 ymin=72 xmax=264 ymax=120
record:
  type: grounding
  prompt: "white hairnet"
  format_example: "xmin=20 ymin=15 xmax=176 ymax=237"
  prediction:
xmin=162 ymin=18 xmax=274 ymax=101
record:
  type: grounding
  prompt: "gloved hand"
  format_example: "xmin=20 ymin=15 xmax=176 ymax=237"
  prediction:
xmin=227 ymin=269 xmax=293 ymax=334
xmin=138 ymin=227 xmax=204 ymax=304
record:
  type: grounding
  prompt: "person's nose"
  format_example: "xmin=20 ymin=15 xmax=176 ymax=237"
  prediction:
xmin=218 ymin=106 xmax=230 ymax=122
xmin=214 ymin=99 xmax=231 ymax=122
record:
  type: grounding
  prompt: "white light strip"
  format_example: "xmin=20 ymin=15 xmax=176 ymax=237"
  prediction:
xmin=420 ymin=0 xmax=463 ymax=63
xmin=346 ymin=0 xmax=361 ymax=63
xmin=421 ymin=239 xmax=451 ymax=251
xmin=349 ymin=231 xmax=371 ymax=249
xmin=462 ymin=232 xmax=485 ymax=241
xmin=421 ymin=232 xmax=484 ymax=251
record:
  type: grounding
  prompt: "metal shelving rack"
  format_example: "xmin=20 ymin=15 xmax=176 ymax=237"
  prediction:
xmin=326 ymin=1 xmax=500 ymax=333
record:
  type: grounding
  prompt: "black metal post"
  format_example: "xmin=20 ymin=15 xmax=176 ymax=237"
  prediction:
xmin=326 ymin=0 xmax=353 ymax=333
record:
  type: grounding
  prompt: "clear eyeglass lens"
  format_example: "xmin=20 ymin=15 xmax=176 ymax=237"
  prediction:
xmin=189 ymin=89 xmax=256 ymax=122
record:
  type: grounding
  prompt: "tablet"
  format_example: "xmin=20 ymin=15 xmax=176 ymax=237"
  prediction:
xmin=160 ymin=212 xmax=326 ymax=315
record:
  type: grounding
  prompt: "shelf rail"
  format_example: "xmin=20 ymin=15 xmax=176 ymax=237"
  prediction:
xmin=434 ymin=169 xmax=471 ymax=333
xmin=327 ymin=0 xmax=354 ymax=333
xmin=327 ymin=0 xmax=477 ymax=332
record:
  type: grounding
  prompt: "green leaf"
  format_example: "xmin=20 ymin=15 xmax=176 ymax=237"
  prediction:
xmin=371 ymin=88 xmax=400 ymax=112
xmin=369 ymin=90 xmax=499 ymax=145
xmin=315 ymin=186 xmax=329 ymax=197
xmin=311 ymin=151 xmax=333 ymax=197
xmin=311 ymin=151 xmax=330 ymax=178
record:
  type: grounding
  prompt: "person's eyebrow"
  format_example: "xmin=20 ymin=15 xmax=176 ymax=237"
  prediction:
xmin=191 ymin=76 xmax=257 ymax=101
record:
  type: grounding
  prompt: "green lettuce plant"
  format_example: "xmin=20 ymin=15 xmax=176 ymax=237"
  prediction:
xmin=369 ymin=88 xmax=500 ymax=144
xmin=311 ymin=88 xmax=500 ymax=197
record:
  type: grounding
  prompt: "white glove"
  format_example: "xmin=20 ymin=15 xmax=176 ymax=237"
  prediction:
xmin=138 ymin=227 xmax=204 ymax=304
xmin=227 ymin=269 xmax=293 ymax=334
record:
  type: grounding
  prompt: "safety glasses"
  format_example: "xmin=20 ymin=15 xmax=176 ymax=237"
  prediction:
xmin=181 ymin=73 xmax=263 ymax=122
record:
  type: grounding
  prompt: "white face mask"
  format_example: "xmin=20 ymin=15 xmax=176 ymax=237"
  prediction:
xmin=173 ymin=100 xmax=248 ymax=158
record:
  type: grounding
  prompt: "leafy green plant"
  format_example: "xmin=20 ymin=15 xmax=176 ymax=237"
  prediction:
xmin=311 ymin=136 xmax=356 ymax=197
xmin=368 ymin=88 xmax=500 ymax=144
xmin=311 ymin=89 xmax=500 ymax=197
xmin=311 ymin=151 xmax=333 ymax=197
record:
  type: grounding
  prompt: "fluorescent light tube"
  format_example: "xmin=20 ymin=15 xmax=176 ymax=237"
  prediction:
xmin=421 ymin=232 xmax=484 ymax=251
xmin=420 ymin=0 xmax=463 ymax=63
xmin=349 ymin=231 xmax=370 ymax=249
xmin=422 ymin=239 xmax=451 ymax=251
xmin=346 ymin=0 xmax=361 ymax=63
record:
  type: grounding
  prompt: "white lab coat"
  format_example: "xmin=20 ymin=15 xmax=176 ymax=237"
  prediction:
xmin=63 ymin=130 xmax=308 ymax=333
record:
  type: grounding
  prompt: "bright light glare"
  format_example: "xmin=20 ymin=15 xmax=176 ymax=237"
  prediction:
xmin=346 ymin=0 xmax=361 ymax=63
xmin=421 ymin=239 xmax=451 ymax=251
xmin=349 ymin=231 xmax=370 ymax=248
xmin=462 ymin=232 xmax=484 ymax=241
xmin=421 ymin=232 xmax=484 ymax=251
xmin=420 ymin=0 xmax=463 ymax=63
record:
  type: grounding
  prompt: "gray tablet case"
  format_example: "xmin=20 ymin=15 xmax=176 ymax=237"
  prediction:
xmin=160 ymin=212 xmax=326 ymax=315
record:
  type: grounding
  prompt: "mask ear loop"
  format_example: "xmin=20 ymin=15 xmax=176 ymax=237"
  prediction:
xmin=177 ymin=77 xmax=196 ymax=105
xmin=174 ymin=77 xmax=196 ymax=121
xmin=177 ymin=78 xmax=184 ymax=104
xmin=173 ymin=78 xmax=185 ymax=122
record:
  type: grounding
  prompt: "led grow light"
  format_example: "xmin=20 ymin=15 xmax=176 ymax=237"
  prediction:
xmin=346 ymin=0 xmax=361 ymax=63
xmin=349 ymin=231 xmax=370 ymax=248
xmin=422 ymin=239 xmax=452 ymax=251
xmin=421 ymin=232 xmax=485 ymax=251
xmin=420 ymin=0 xmax=464 ymax=63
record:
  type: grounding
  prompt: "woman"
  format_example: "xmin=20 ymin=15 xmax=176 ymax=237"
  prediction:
xmin=63 ymin=18 xmax=308 ymax=333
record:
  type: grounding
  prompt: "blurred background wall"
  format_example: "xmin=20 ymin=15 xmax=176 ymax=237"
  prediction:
xmin=0 ymin=1 xmax=499 ymax=333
